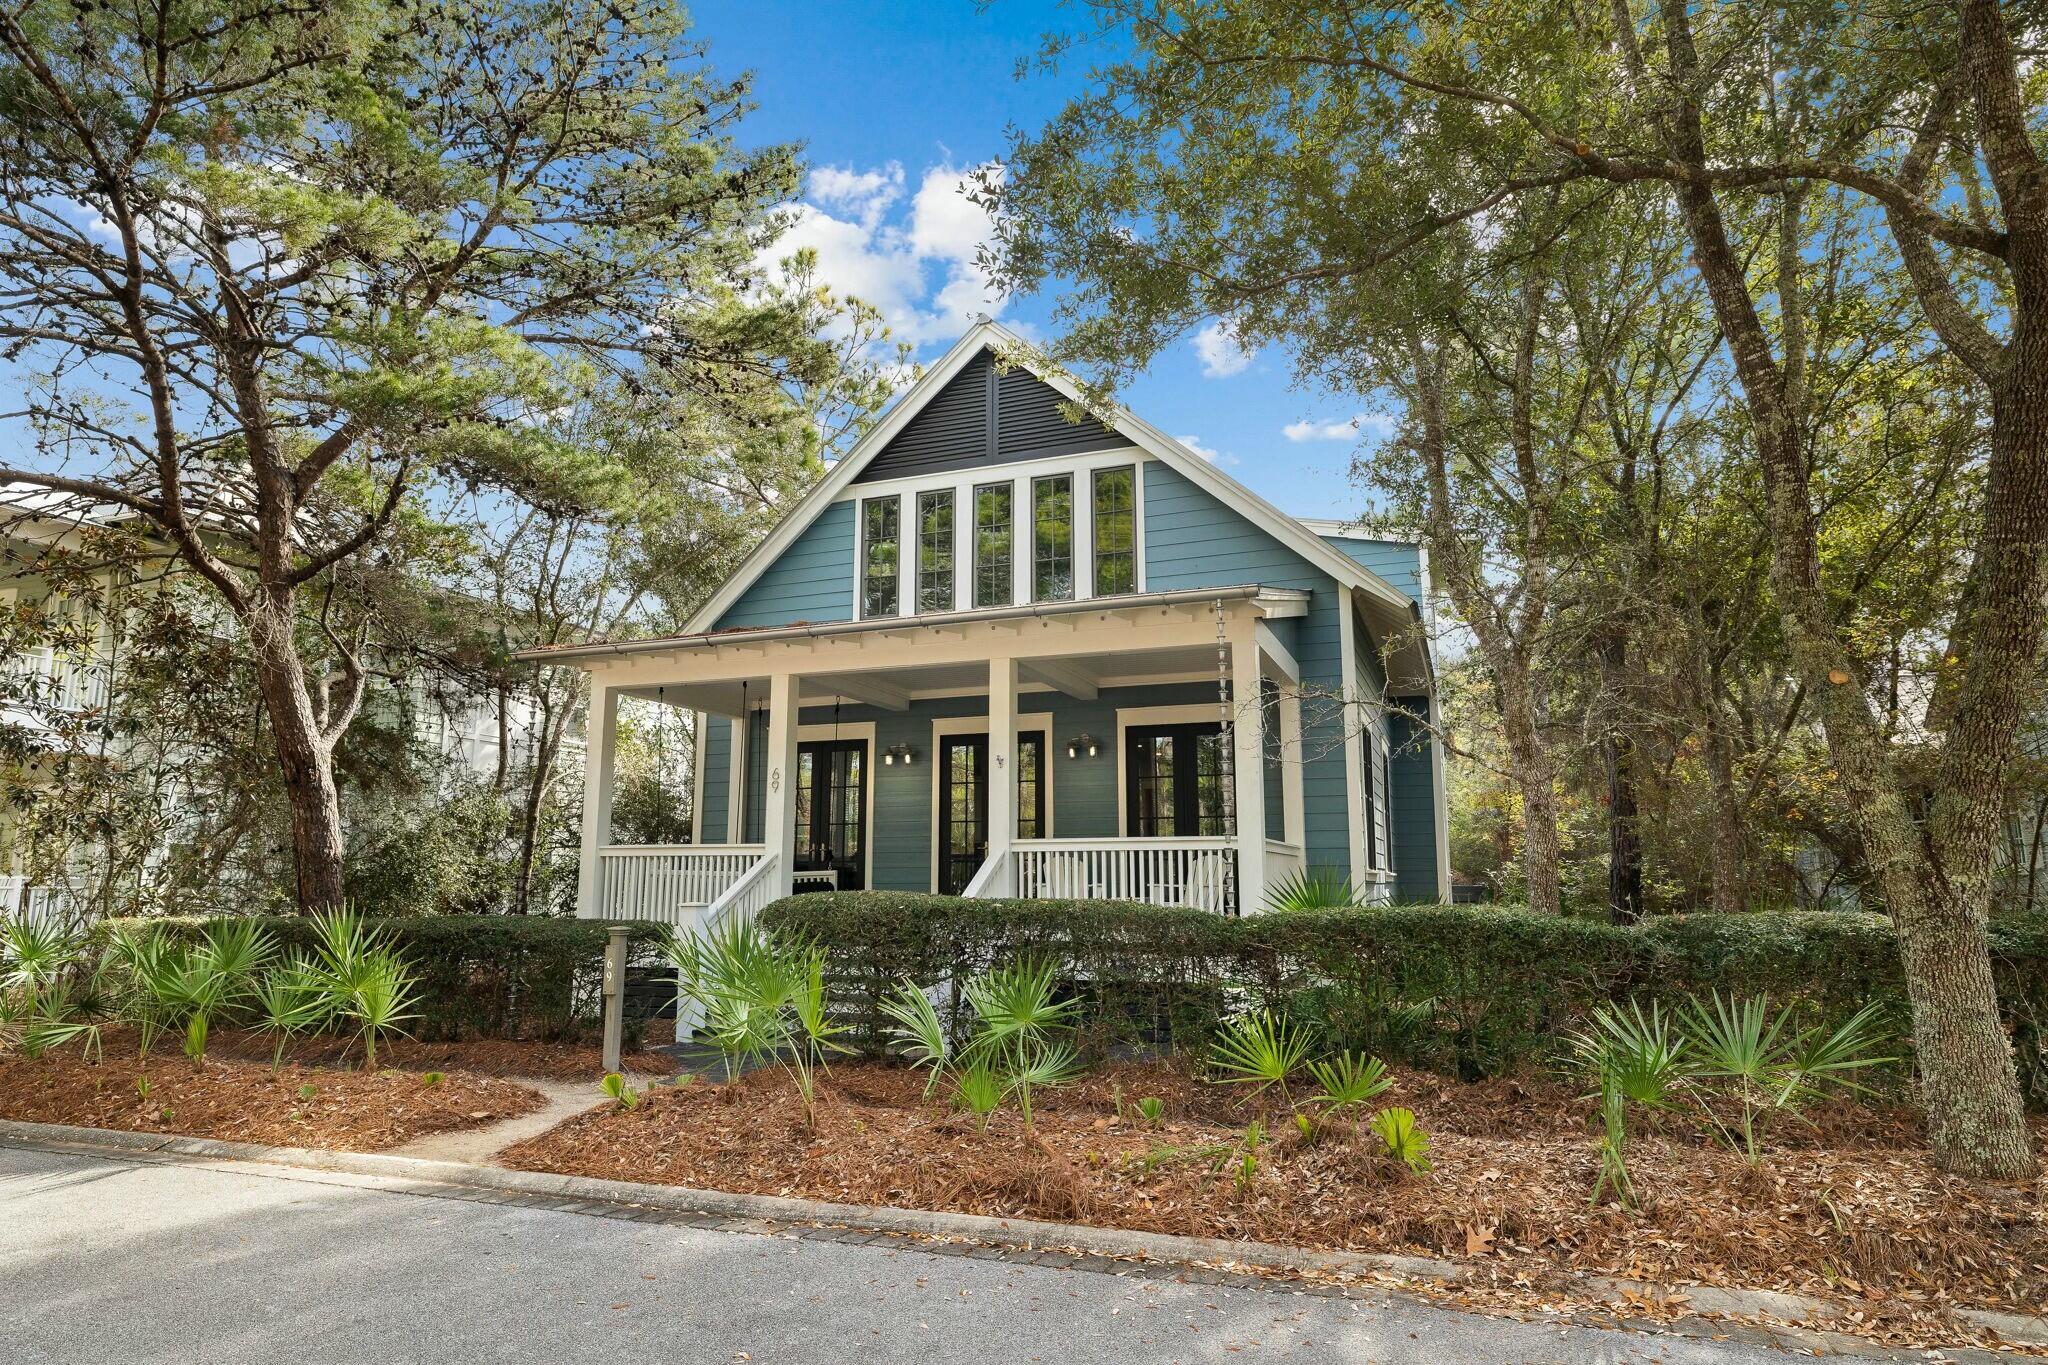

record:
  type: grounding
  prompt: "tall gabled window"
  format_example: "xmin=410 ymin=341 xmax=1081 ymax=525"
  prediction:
xmin=861 ymin=495 xmax=900 ymax=618
xmin=1031 ymin=474 xmax=1073 ymax=602
xmin=973 ymin=482 xmax=1013 ymax=608
xmin=916 ymin=489 xmax=955 ymax=613
xmin=1092 ymin=465 xmax=1136 ymax=596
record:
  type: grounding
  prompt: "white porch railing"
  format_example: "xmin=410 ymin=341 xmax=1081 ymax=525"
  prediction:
xmin=673 ymin=851 xmax=781 ymax=1040
xmin=1264 ymin=841 xmax=1305 ymax=900
xmin=0 ymin=875 xmax=79 ymax=926
xmin=0 ymin=652 xmax=109 ymax=713
xmin=592 ymin=844 xmax=767 ymax=927
xmin=1007 ymin=837 xmax=1239 ymax=915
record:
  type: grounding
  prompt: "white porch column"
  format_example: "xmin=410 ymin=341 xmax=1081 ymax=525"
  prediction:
xmin=760 ymin=671 xmax=800 ymax=898
xmin=988 ymin=656 xmax=1019 ymax=866
xmin=1230 ymin=624 xmax=1268 ymax=914
xmin=575 ymin=680 xmax=621 ymax=919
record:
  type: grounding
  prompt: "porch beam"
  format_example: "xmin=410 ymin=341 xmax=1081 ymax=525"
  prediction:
xmin=1254 ymin=621 xmax=1300 ymax=685
xmin=810 ymin=672 xmax=911 ymax=712
xmin=574 ymin=682 xmax=621 ymax=918
xmin=1016 ymin=656 xmax=1099 ymax=701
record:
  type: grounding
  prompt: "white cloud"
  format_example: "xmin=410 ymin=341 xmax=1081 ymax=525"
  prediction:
xmin=1176 ymin=434 xmax=1238 ymax=467
xmin=1192 ymin=319 xmax=1252 ymax=378
xmin=807 ymin=163 xmax=904 ymax=230
xmin=763 ymin=160 xmax=1008 ymax=348
xmin=1283 ymin=413 xmax=1396 ymax=443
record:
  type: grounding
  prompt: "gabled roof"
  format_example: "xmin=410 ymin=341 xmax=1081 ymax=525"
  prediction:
xmin=685 ymin=319 xmax=1419 ymax=634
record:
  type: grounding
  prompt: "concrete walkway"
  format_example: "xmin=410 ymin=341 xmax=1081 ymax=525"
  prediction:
xmin=0 ymin=1141 xmax=1816 ymax=1364
xmin=386 ymin=1079 xmax=608 ymax=1165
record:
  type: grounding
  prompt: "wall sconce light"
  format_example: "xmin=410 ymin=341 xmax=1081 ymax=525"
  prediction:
xmin=1065 ymin=734 xmax=1100 ymax=760
xmin=884 ymin=743 xmax=918 ymax=766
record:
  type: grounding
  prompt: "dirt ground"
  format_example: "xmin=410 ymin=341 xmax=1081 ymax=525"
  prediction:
xmin=0 ymin=1045 xmax=545 ymax=1152
xmin=502 ymin=1057 xmax=2048 ymax=1340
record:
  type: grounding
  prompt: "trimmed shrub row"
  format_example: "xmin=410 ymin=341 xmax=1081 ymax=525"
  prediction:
xmin=117 ymin=915 xmax=674 ymax=1045
xmin=761 ymin=893 xmax=2048 ymax=1099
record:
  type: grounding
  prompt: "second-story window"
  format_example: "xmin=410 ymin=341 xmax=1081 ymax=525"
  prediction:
xmin=1031 ymin=474 xmax=1073 ymax=602
xmin=1092 ymin=465 xmax=1136 ymax=595
xmin=917 ymin=489 xmax=955 ymax=613
xmin=861 ymin=495 xmax=900 ymax=618
xmin=974 ymin=482 xmax=1013 ymax=608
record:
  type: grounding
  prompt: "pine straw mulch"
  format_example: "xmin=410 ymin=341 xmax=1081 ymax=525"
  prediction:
xmin=501 ymin=1058 xmax=2048 ymax=1349
xmin=189 ymin=1026 xmax=679 ymax=1083
xmin=0 ymin=1045 xmax=544 ymax=1152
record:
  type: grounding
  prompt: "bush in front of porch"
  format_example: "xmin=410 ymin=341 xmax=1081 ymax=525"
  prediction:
xmin=110 ymin=915 xmax=675 ymax=1045
xmin=761 ymin=893 xmax=2048 ymax=1097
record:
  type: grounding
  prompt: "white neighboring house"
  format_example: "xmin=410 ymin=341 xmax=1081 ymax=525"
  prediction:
xmin=0 ymin=484 xmax=570 ymax=921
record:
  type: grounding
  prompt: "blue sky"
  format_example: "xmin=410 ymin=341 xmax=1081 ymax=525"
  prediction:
xmin=689 ymin=0 xmax=1388 ymax=520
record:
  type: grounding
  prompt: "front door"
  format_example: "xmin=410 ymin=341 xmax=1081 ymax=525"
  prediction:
xmin=938 ymin=733 xmax=989 ymax=895
xmin=795 ymin=739 xmax=866 ymax=891
xmin=938 ymin=729 xmax=1049 ymax=894
xmin=1124 ymin=723 xmax=1229 ymax=836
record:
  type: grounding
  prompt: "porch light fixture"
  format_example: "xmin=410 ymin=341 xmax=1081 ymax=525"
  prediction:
xmin=884 ymin=743 xmax=918 ymax=766
xmin=1065 ymin=734 xmax=1100 ymax=760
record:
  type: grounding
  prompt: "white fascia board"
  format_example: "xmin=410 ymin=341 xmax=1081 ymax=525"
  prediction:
xmin=682 ymin=326 xmax=999 ymax=634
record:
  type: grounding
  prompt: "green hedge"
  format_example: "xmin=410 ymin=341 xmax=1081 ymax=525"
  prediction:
xmin=762 ymin=893 xmax=2048 ymax=1097
xmin=116 ymin=915 xmax=674 ymax=1045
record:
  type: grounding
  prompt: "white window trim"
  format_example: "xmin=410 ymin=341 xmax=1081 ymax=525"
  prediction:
xmin=1112 ymin=701 xmax=1230 ymax=837
xmin=927 ymin=712 xmax=1055 ymax=891
xmin=794 ymin=719 xmax=878 ymax=892
xmin=856 ymin=491 xmax=907 ymax=621
xmin=843 ymin=451 xmax=1149 ymax=619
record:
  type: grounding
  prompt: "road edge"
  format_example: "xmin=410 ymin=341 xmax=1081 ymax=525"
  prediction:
xmin=2 ymin=1116 xmax=2039 ymax=1357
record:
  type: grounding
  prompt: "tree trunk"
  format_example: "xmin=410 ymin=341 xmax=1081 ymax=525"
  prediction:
xmin=1600 ymin=632 xmax=1645 ymax=923
xmin=512 ymin=686 xmax=568 ymax=916
xmin=244 ymin=595 xmax=346 ymax=911
xmin=1495 ymin=660 xmax=1563 ymax=917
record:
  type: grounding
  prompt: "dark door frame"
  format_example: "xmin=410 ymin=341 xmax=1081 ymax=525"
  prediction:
xmin=794 ymin=737 xmax=868 ymax=892
xmin=935 ymin=727 xmax=1049 ymax=894
xmin=1123 ymin=722 xmax=1227 ymax=838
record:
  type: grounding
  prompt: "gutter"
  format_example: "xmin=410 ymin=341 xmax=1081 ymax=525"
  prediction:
xmin=517 ymin=584 xmax=1301 ymax=667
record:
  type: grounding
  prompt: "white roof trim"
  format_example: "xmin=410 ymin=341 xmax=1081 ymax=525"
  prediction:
xmin=531 ymin=583 xmax=1304 ymax=667
xmin=685 ymin=319 xmax=1415 ymax=633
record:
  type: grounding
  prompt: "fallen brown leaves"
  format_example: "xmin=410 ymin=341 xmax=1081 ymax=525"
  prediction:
xmin=501 ymin=1057 xmax=2048 ymax=1345
xmin=0 ymin=1047 xmax=544 ymax=1151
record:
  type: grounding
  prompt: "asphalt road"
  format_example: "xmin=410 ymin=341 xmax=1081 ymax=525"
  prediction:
xmin=0 ymin=1142 xmax=1793 ymax=1365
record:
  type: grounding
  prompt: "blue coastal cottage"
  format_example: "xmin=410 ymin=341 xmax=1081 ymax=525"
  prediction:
xmin=528 ymin=321 xmax=1448 ymax=928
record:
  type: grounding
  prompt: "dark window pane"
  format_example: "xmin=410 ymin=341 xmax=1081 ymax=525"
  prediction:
xmin=917 ymin=490 xmax=955 ymax=613
xmin=1032 ymin=475 xmax=1073 ymax=602
xmin=1092 ymin=466 xmax=1136 ymax=596
xmin=974 ymin=483 xmax=1013 ymax=608
xmin=862 ymin=497 xmax=899 ymax=618
xmin=1017 ymin=732 xmax=1044 ymax=839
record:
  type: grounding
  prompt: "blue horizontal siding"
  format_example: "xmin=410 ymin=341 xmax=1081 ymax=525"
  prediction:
xmin=717 ymin=500 xmax=855 ymax=630
xmin=699 ymin=718 xmax=731 ymax=842
xmin=1388 ymin=696 xmax=1441 ymax=901
xmin=1145 ymin=462 xmax=1350 ymax=879
xmin=1321 ymin=535 xmax=1424 ymax=604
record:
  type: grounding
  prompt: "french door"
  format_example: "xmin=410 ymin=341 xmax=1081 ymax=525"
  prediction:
xmin=937 ymin=729 xmax=1048 ymax=895
xmin=794 ymin=739 xmax=866 ymax=891
xmin=1124 ymin=723 xmax=1229 ymax=837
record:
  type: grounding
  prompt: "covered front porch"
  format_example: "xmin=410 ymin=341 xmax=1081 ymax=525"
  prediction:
xmin=567 ymin=585 xmax=1316 ymax=929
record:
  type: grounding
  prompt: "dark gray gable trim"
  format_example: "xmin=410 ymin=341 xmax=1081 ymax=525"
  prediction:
xmin=853 ymin=347 xmax=1123 ymax=484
